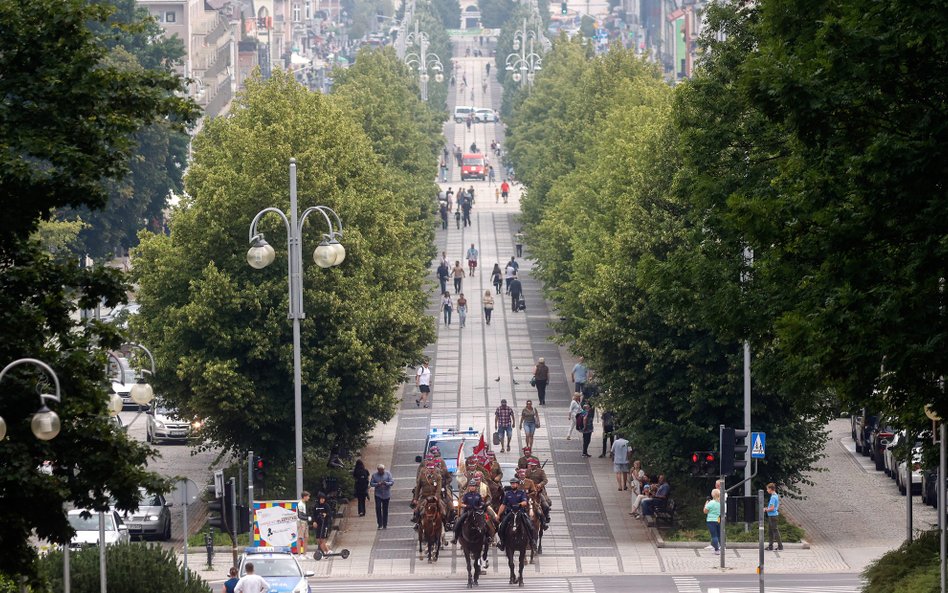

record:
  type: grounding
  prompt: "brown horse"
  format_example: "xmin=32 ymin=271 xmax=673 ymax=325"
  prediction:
xmin=418 ymin=495 xmax=443 ymax=562
xmin=527 ymin=494 xmax=544 ymax=562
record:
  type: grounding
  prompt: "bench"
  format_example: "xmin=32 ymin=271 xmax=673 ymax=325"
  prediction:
xmin=644 ymin=498 xmax=678 ymax=529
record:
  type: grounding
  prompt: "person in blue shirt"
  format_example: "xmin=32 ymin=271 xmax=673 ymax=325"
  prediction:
xmin=453 ymin=480 xmax=485 ymax=544
xmin=496 ymin=479 xmax=532 ymax=551
xmin=764 ymin=482 xmax=783 ymax=551
xmin=222 ymin=567 xmax=239 ymax=593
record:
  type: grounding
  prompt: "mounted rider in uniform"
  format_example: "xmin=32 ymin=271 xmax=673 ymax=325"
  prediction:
xmin=496 ymin=478 xmax=536 ymax=553
xmin=452 ymin=479 xmax=495 ymax=545
xmin=428 ymin=445 xmax=452 ymax=488
xmin=517 ymin=446 xmax=538 ymax=469
xmin=486 ymin=451 xmax=503 ymax=485
xmin=524 ymin=458 xmax=551 ymax=527
xmin=412 ymin=461 xmax=445 ymax=529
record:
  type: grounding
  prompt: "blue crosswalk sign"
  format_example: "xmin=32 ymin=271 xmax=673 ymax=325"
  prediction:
xmin=751 ymin=432 xmax=766 ymax=459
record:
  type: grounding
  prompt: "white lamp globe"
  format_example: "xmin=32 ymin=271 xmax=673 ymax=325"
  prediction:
xmin=247 ymin=239 xmax=276 ymax=269
xmin=31 ymin=406 xmax=61 ymax=441
xmin=130 ymin=381 xmax=154 ymax=406
xmin=313 ymin=242 xmax=336 ymax=268
xmin=0 ymin=416 xmax=6 ymax=440
xmin=108 ymin=393 xmax=124 ymax=416
xmin=329 ymin=241 xmax=346 ymax=266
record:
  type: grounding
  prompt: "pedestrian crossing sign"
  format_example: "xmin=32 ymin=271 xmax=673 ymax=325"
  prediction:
xmin=751 ymin=432 xmax=766 ymax=459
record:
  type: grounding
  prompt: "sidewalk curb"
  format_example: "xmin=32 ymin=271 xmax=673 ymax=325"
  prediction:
xmin=650 ymin=527 xmax=810 ymax=549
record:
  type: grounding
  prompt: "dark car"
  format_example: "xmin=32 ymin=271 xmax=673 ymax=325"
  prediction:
xmin=854 ymin=414 xmax=879 ymax=455
xmin=868 ymin=421 xmax=896 ymax=471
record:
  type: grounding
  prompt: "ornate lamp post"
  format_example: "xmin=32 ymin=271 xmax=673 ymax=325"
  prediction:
xmin=506 ymin=18 xmax=543 ymax=86
xmin=247 ymin=158 xmax=345 ymax=499
xmin=405 ymin=20 xmax=444 ymax=102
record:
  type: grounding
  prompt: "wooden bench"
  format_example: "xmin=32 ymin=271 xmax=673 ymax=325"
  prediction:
xmin=644 ymin=498 xmax=678 ymax=529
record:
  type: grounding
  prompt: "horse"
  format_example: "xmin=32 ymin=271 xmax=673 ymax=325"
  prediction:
xmin=527 ymin=495 xmax=544 ymax=562
xmin=418 ymin=495 xmax=443 ymax=563
xmin=457 ymin=508 xmax=489 ymax=588
xmin=442 ymin=487 xmax=457 ymax=548
xmin=499 ymin=507 xmax=532 ymax=586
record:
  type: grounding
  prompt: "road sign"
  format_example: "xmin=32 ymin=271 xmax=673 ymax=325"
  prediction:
xmin=174 ymin=478 xmax=199 ymax=506
xmin=751 ymin=432 xmax=766 ymax=459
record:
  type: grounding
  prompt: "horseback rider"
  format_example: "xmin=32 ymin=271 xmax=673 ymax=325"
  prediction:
xmin=524 ymin=458 xmax=551 ymax=527
xmin=428 ymin=445 xmax=452 ymax=487
xmin=517 ymin=446 xmax=538 ymax=469
xmin=497 ymin=478 xmax=536 ymax=553
xmin=452 ymin=479 xmax=495 ymax=545
xmin=486 ymin=451 xmax=503 ymax=485
xmin=412 ymin=462 xmax=445 ymax=529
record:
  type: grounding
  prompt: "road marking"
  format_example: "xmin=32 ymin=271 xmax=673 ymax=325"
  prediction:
xmin=674 ymin=576 xmax=701 ymax=593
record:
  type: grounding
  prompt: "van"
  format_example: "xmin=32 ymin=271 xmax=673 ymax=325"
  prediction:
xmin=461 ymin=153 xmax=487 ymax=180
xmin=453 ymin=105 xmax=475 ymax=123
xmin=414 ymin=427 xmax=481 ymax=474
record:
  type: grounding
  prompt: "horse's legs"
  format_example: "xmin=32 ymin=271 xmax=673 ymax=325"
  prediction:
xmin=507 ymin=549 xmax=516 ymax=584
xmin=465 ymin=550 xmax=474 ymax=588
xmin=473 ymin=551 xmax=481 ymax=586
xmin=517 ymin=549 xmax=525 ymax=586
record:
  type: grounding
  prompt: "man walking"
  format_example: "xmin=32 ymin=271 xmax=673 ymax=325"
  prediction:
xmin=466 ymin=243 xmax=479 ymax=276
xmin=764 ymin=483 xmax=783 ymax=551
xmin=532 ymin=357 xmax=549 ymax=405
xmin=370 ymin=464 xmax=394 ymax=529
xmin=572 ymin=356 xmax=589 ymax=395
xmin=600 ymin=409 xmax=615 ymax=458
xmin=579 ymin=403 xmax=595 ymax=457
xmin=611 ymin=434 xmax=630 ymax=490
xmin=504 ymin=260 xmax=516 ymax=294
xmin=508 ymin=273 xmax=523 ymax=313
xmin=416 ymin=359 xmax=432 ymax=408
xmin=500 ymin=180 xmax=510 ymax=203
xmin=437 ymin=260 xmax=449 ymax=294
xmin=495 ymin=399 xmax=514 ymax=452
xmin=297 ymin=491 xmax=311 ymax=554
xmin=515 ymin=229 xmax=524 ymax=258
xmin=234 ymin=563 xmax=269 ymax=593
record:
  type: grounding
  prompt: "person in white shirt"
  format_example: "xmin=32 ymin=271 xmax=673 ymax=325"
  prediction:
xmin=415 ymin=359 xmax=432 ymax=408
xmin=566 ymin=393 xmax=583 ymax=440
xmin=504 ymin=263 xmax=516 ymax=294
xmin=234 ymin=563 xmax=269 ymax=593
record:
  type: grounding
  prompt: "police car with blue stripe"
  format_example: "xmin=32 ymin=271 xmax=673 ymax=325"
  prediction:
xmin=414 ymin=427 xmax=481 ymax=474
xmin=238 ymin=547 xmax=313 ymax=593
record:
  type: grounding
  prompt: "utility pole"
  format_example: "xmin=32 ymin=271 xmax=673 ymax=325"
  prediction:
xmin=742 ymin=247 xmax=754 ymax=512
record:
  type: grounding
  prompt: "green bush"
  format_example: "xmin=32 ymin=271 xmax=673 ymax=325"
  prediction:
xmin=863 ymin=529 xmax=939 ymax=593
xmin=663 ymin=515 xmax=804 ymax=543
xmin=36 ymin=543 xmax=211 ymax=593
xmin=0 ymin=573 xmax=19 ymax=593
xmin=186 ymin=526 xmax=251 ymax=548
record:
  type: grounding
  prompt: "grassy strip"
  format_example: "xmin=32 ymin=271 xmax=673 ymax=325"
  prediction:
xmin=662 ymin=515 xmax=804 ymax=543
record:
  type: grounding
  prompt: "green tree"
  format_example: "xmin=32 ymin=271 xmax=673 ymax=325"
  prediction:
xmin=0 ymin=0 xmax=195 ymax=582
xmin=132 ymin=72 xmax=435 ymax=466
xmin=478 ymin=0 xmax=515 ymax=28
xmin=430 ymin=0 xmax=461 ymax=29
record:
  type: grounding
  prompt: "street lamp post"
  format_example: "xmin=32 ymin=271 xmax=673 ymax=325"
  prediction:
xmin=0 ymin=358 xmax=64 ymax=593
xmin=247 ymin=158 xmax=345 ymax=500
xmin=405 ymin=20 xmax=444 ymax=102
xmin=505 ymin=19 xmax=543 ymax=86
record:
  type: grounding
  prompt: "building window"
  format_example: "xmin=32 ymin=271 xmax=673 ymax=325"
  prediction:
xmin=165 ymin=11 xmax=176 ymax=23
xmin=305 ymin=0 xmax=311 ymax=20
xmin=293 ymin=3 xmax=301 ymax=22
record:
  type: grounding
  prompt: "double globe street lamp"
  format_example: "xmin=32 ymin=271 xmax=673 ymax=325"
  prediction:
xmin=247 ymin=158 xmax=345 ymax=499
xmin=0 ymin=358 xmax=63 ymax=442
xmin=106 ymin=342 xmax=156 ymax=423
xmin=404 ymin=20 xmax=444 ymax=102
xmin=506 ymin=18 xmax=543 ymax=86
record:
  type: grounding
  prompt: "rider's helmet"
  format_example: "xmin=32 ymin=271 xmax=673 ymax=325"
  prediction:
xmin=522 ymin=446 xmax=532 ymax=454
xmin=430 ymin=446 xmax=441 ymax=456
xmin=487 ymin=451 xmax=496 ymax=459
xmin=527 ymin=458 xmax=540 ymax=468
xmin=425 ymin=453 xmax=435 ymax=461
xmin=469 ymin=479 xmax=480 ymax=488
xmin=516 ymin=468 xmax=527 ymax=478
xmin=509 ymin=478 xmax=521 ymax=485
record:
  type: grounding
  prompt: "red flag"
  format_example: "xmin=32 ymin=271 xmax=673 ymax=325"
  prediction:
xmin=473 ymin=433 xmax=486 ymax=455
xmin=456 ymin=442 xmax=464 ymax=471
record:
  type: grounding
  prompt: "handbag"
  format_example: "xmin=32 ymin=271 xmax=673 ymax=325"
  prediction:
xmin=530 ymin=376 xmax=536 ymax=387
xmin=492 ymin=431 xmax=501 ymax=446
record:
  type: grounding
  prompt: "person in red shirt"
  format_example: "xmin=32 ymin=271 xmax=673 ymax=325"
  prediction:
xmin=500 ymin=180 xmax=510 ymax=203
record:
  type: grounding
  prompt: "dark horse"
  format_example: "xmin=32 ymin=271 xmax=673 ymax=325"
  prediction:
xmin=457 ymin=508 xmax=489 ymax=588
xmin=527 ymin=494 xmax=544 ymax=562
xmin=500 ymin=508 xmax=532 ymax=586
xmin=418 ymin=496 xmax=443 ymax=563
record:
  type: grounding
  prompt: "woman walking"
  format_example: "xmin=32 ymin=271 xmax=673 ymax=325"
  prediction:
xmin=491 ymin=263 xmax=503 ymax=294
xmin=483 ymin=290 xmax=494 ymax=325
xmin=441 ymin=291 xmax=454 ymax=326
xmin=353 ymin=459 xmax=370 ymax=517
xmin=704 ymin=489 xmax=721 ymax=554
xmin=532 ymin=357 xmax=549 ymax=405
xmin=457 ymin=293 xmax=468 ymax=328
xmin=452 ymin=261 xmax=465 ymax=294
xmin=519 ymin=400 xmax=540 ymax=450
xmin=566 ymin=393 xmax=582 ymax=440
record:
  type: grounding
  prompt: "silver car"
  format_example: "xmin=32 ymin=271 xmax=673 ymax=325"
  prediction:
xmin=67 ymin=509 xmax=129 ymax=551
xmin=122 ymin=489 xmax=173 ymax=541
xmin=146 ymin=403 xmax=194 ymax=444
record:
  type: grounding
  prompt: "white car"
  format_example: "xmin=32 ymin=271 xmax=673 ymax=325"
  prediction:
xmin=883 ymin=430 xmax=905 ymax=477
xmin=475 ymin=108 xmax=498 ymax=123
xmin=454 ymin=105 xmax=475 ymax=123
xmin=145 ymin=404 xmax=195 ymax=444
xmin=897 ymin=446 xmax=923 ymax=495
xmin=238 ymin=547 xmax=313 ymax=593
xmin=67 ymin=509 xmax=129 ymax=551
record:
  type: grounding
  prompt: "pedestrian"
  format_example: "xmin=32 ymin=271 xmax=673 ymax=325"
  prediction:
xmin=600 ymin=409 xmax=615 ymax=458
xmin=443 ymin=146 xmax=449 ymax=163
xmin=462 ymin=201 xmax=472 ymax=227
xmin=482 ymin=290 xmax=494 ymax=325
xmin=455 ymin=146 xmax=463 ymax=167
xmin=223 ymin=567 xmax=239 ymax=593
xmin=508 ymin=272 xmax=523 ymax=313
xmin=439 ymin=159 xmax=447 ymax=182
xmin=515 ymin=228 xmax=524 ymax=258
xmin=504 ymin=261 xmax=515 ymax=294
xmin=416 ymin=358 xmax=432 ymax=408
xmin=452 ymin=260 xmax=465 ymax=293
xmin=310 ymin=492 xmax=333 ymax=556
xmin=519 ymin=400 xmax=540 ymax=450
xmin=495 ymin=399 xmax=514 ymax=452
xmin=446 ymin=188 xmax=455 ymax=210
xmin=488 ymin=165 xmax=495 ymax=184
xmin=297 ymin=491 xmax=311 ymax=553
xmin=491 ymin=263 xmax=503 ymax=294
xmin=439 ymin=202 xmax=449 ymax=230
xmin=455 ymin=208 xmax=461 ymax=229
xmin=566 ymin=393 xmax=582 ymax=440
xmin=353 ymin=459 xmax=370 ymax=517
xmin=611 ymin=434 xmax=630 ymax=490
xmin=437 ymin=260 xmax=449 ymax=294
xmin=705 ymin=488 xmax=722 ymax=554
xmin=572 ymin=355 xmax=589 ymax=395
xmin=579 ymin=403 xmax=595 ymax=457
xmin=369 ymin=464 xmax=394 ymax=530
xmin=466 ymin=243 xmax=478 ymax=276
xmin=501 ymin=179 xmax=510 ymax=203
xmin=440 ymin=249 xmax=450 ymax=269
xmin=532 ymin=357 xmax=549 ymax=405
xmin=440 ymin=291 xmax=453 ymax=327
xmin=764 ymin=483 xmax=783 ymax=551
xmin=466 ymin=115 xmax=472 ymax=130
xmin=234 ymin=563 xmax=268 ymax=593
xmin=457 ymin=293 xmax=468 ymax=328
xmin=509 ymin=256 xmax=519 ymax=272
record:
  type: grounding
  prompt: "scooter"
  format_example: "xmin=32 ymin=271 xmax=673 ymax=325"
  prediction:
xmin=313 ymin=548 xmax=350 ymax=560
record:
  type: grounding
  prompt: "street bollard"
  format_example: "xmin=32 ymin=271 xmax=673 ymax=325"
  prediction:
xmin=205 ymin=529 xmax=214 ymax=569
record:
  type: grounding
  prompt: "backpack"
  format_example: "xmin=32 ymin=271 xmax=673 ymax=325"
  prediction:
xmin=576 ymin=412 xmax=584 ymax=430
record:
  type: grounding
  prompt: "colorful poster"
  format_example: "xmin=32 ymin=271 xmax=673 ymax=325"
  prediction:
xmin=252 ymin=501 xmax=300 ymax=553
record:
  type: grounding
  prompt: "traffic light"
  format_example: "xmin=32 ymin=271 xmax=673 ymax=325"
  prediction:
xmin=690 ymin=451 xmax=717 ymax=477
xmin=561 ymin=2 xmax=568 ymax=15
xmin=208 ymin=497 xmax=226 ymax=531
xmin=720 ymin=426 xmax=749 ymax=475
xmin=253 ymin=456 xmax=266 ymax=489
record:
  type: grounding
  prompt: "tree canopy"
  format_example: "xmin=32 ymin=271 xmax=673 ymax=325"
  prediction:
xmin=132 ymin=71 xmax=436 ymax=465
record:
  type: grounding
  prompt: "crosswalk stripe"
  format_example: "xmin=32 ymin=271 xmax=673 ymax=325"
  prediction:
xmin=720 ymin=588 xmax=859 ymax=593
xmin=674 ymin=576 xmax=702 ymax=593
xmin=318 ymin=578 xmax=582 ymax=592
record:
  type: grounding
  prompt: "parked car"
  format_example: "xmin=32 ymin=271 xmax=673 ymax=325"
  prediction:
xmin=145 ymin=403 xmax=194 ymax=445
xmin=453 ymin=105 xmax=475 ymax=123
xmin=67 ymin=509 xmax=129 ymax=551
xmin=474 ymin=108 xmax=498 ymax=123
xmin=868 ymin=421 xmax=896 ymax=471
xmin=854 ymin=413 xmax=879 ymax=455
xmin=897 ymin=446 xmax=923 ymax=495
xmin=921 ymin=469 xmax=943 ymax=506
xmin=120 ymin=489 xmax=172 ymax=541
xmin=883 ymin=430 xmax=906 ymax=477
